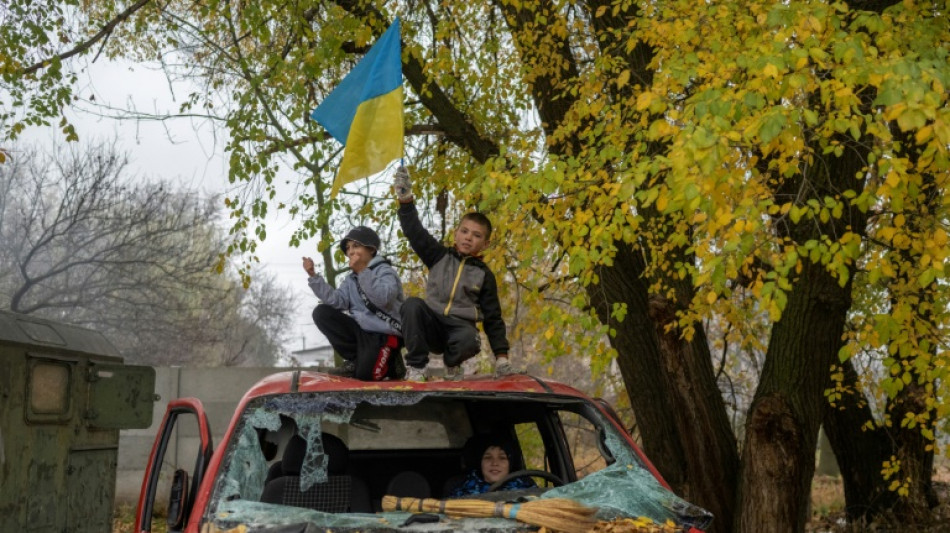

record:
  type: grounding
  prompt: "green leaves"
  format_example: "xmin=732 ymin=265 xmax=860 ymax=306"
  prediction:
xmin=5 ymin=3 xmax=949 ymax=471
xmin=758 ymin=112 xmax=787 ymax=143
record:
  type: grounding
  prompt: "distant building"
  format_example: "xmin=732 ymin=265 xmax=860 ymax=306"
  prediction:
xmin=290 ymin=344 xmax=334 ymax=367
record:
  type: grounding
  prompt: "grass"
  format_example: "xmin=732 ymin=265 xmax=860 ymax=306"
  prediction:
xmin=810 ymin=475 xmax=846 ymax=520
xmin=807 ymin=462 xmax=950 ymax=533
xmin=112 ymin=504 xmax=167 ymax=533
xmin=808 ymin=475 xmax=847 ymax=532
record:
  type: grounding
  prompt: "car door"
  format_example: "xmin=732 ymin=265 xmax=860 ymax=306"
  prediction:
xmin=135 ymin=398 xmax=213 ymax=533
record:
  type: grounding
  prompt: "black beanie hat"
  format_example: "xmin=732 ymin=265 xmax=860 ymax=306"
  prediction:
xmin=340 ymin=226 xmax=381 ymax=254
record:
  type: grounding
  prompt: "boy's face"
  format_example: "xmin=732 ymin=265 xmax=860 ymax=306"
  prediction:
xmin=344 ymin=241 xmax=375 ymax=272
xmin=480 ymin=446 xmax=510 ymax=484
xmin=454 ymin=219 xmax=490 ymax=256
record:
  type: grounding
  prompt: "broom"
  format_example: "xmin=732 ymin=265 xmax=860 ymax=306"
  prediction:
xmin=382 ymin=495 xmax=597 ymax=533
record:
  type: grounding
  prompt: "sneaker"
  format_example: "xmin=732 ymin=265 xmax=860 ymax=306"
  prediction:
xmin=404 ymin=365 xmax=427 ymax=382
xmin=444 ymin=365 xmax=463 ymax=381
xmin=494 ymin=357 xmax=514 ymax=378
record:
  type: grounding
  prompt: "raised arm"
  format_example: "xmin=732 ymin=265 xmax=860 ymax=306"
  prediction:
xmin=397 ymin=202 xmax=447 ymax=268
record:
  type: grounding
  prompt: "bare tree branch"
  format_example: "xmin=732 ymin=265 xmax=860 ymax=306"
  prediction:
xmin=0 ymin=141 xmax=294 ymax=366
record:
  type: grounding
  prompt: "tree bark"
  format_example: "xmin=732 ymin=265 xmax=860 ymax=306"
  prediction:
xmin=887 ymin=378 xmax=938 ymax=518
xmin=736 ymin=126 xmax=869 ymax=531
xmin=823 ymin=120 xmax=942 ymax=529
xmin=589 ymin=243 xmax=739 ymax=533
xmin=736 ymin=259 xmax=852 ymax=532
xmin=823 ymin=359 xmax=896 ymax=521
xmin=824 ymin=341 xmax=938 ymax=525
xmin=885 ymin=132 xmax=942 ymax=523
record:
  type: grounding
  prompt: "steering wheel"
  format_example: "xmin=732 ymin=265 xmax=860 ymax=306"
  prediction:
xmin=488 ymin=469 xmax=564 ymax=492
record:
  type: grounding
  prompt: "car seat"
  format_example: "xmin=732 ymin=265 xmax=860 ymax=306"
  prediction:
xmin=260 ymin=433 xmax=371 ymax=512
xmin=386 ymin=470 xmax=431 ymax=499
xmin=263 ymin=460 xmax=284 ymax=485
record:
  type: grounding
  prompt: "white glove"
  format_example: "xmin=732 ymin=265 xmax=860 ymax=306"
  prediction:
xmin=393 ymin=165 xmax=413 ymax=202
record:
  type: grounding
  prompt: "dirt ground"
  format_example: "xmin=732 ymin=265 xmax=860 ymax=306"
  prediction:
xmin=806 ymin=465 xmax=950 ymax=533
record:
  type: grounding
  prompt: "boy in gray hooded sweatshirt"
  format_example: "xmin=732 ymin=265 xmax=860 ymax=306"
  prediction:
xmin=302 ymin=226 xmax=405 ymax=380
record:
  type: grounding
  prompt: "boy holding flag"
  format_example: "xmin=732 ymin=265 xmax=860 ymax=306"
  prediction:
xmin=392 ymin=166 xmax=514 ymax=381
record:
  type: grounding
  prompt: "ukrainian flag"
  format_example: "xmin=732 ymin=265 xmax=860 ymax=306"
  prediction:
xmin=311 ymin=18 xmax=404 ymax=196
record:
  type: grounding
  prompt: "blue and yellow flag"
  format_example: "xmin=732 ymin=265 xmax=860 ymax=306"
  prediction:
xmin=311 ymin=18 xmax=404 ymax=196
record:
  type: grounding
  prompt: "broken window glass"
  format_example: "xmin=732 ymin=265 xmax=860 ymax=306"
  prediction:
xmin=202 ymin=390 xmax=712 ymax=532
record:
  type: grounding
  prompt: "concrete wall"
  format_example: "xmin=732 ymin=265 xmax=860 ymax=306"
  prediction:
xmin=115 ymin=366 xmax=329 ymax=505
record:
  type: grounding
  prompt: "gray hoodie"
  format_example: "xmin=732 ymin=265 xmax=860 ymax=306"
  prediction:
xmin=307 ymin=256 xmax=404 ymax=336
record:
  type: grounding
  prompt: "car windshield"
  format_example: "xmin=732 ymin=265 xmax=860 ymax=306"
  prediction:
xmin=202 ymin=390 xmax=712 ymax=532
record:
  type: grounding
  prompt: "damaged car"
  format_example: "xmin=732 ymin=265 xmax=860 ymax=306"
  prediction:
xmin=134 ymin=371 xmax=713 ymax=532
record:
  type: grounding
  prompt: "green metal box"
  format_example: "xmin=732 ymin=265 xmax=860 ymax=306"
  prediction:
xmin=0 ymin=310 xmax=155 ymax=532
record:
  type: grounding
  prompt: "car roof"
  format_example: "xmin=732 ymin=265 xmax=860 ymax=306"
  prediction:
xmin=242 ymin=371 xmax=594 ymax=400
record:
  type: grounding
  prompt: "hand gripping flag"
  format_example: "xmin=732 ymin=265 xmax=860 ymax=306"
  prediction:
xmin=311 ymin=18 xmax=404 ymax=196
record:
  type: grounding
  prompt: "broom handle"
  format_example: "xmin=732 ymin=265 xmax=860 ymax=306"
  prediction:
xmin=385 ymin=496 xmax=425 ymax=512
xmin=382 ymin=495 xmax=598 ymax=533
xmin=384 ymin=496 xmax=520 ymax=517
xmin=383 ymin=496 xmax=452 ymax=514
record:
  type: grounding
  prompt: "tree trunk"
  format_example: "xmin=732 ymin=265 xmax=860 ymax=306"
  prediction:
xmin=887 ymin=379 xmax=938 ymax=519
xmin=589 ymin=243 xmax=738 ymax=533
xmin=736 ymin=260 xmax=852 ymax=532
xmin=823 ymin=359 xmax=896 ymax=522
xmin=824 ymin=124 xmax=942 ymax=528
xmin=885 ymin=136 xmax=941 ymax=523
xmin=490 ymin=5 xmax=741 ymax=526
xmin=824 ymin=344 xmax=938 ymax=526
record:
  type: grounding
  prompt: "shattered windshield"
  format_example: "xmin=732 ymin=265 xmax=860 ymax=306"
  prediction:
xmin=203 ymin=390 xmax=712 ymax=532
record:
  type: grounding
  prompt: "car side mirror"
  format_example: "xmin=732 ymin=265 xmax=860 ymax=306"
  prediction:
xmin=166 ymin=468 xmax=189 ymax=530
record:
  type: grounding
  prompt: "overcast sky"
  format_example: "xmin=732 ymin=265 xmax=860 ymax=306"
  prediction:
xmin=19 ymin=59 xmax=328 ymax=358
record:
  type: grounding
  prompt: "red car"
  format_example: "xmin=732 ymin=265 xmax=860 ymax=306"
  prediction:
xmin=135 ymin=371 xmax=711 ymax=532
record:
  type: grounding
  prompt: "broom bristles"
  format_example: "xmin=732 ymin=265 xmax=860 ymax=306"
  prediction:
xmin=381 ymin=495 xmax=597 ymax=533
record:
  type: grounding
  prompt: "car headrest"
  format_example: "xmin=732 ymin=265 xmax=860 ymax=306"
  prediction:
xmin=281 ymin=433 xmax=348 ymax=476
xmin=386 ymin=470 xmax=431 ymax=499
xmin=281 ymin=435 xmax=307 ymax=475
xmin=322 ymin=433 xmax=348 ymax=475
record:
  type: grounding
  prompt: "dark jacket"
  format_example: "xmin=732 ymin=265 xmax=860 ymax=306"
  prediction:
xmin=398 ymin=202 xmax=509 ymax=356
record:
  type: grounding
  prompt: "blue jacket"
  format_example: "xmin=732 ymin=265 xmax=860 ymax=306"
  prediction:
xmin=449 ymin=469 xmax=537 ymax=497
xmin=307 ymin=256 xmax=404 ymax=336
